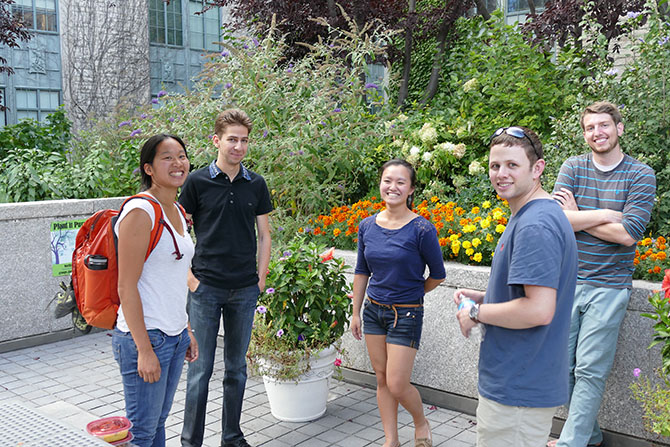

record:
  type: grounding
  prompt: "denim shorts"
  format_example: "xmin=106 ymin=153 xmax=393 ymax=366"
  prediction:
xmin=362 ymin=299 xmax=424 ymax=349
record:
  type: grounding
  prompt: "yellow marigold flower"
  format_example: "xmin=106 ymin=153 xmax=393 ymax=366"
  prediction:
xmin=455 ymin=207 xmax=465 ymax=216
xmin=472 ymin=238 xmax=481 ymax=248
xmin=333 ymin=228 xmax=341 ymax=237
xmin=486 ymin=234 xmax=494 ymax=242
xmin=462 ymin=240 xmax=472 ymax=249
xmin=480 ymin=218 xmax=491 ymax=229
xmin=471 ymin=206 xmax=480 ymax=214
xmin=492 ymin=210 xmax=504 ymax=220
xmin=463 ymin=224 xmax=477 ymax=233
xmin=495 ymin=224 xmax=506 ymax=234
xmin=482 ymin=201 xmax=491 ymax=209
xmin=450 ymin=234 xmax=460 ymax=242
xmin=451 ymin=240 xmax=461 ymax=255
xmin=466 ymin=248 xmax=474 ymax=256
xmin=431 ymin=196 xmax=439 ymax=203
xmin=473 ymin=252 xmax=483 ymax=262
xmin=640 ymin=237 xmax=652 ymax=246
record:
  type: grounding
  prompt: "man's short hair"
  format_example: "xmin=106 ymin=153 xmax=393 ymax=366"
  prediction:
xmin=580 ymin=101 xmax=622 ymax=130
xmin=215 ymin=109 xmax=253 ymax=137
xmin=489 ymin=126 xmax=543 ymax=165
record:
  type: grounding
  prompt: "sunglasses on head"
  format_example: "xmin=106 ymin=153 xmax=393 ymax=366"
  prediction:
xmin=490 ymin=127 xmax=539 ymax=158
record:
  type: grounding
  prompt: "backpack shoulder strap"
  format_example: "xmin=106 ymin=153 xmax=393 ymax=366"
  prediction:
xmin=119 ymin=194 xmax=168 ymax=260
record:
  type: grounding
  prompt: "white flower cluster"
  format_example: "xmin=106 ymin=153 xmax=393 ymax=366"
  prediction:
xmin=468 ymin=160 xmax=485 ymax=175
xmin=463 ymin=78 xmax=479 ymax=93
xmin=417 ymin=123 xmax=438 ymax=144
xmin=435 ymin=141 xmax=466 ymax=159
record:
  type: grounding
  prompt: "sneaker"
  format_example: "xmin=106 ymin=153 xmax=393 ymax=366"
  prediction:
xmin=223 ymin=440 xmax=252 ymax=447
xmin=50 ymin=280 xmax=76 ymax=319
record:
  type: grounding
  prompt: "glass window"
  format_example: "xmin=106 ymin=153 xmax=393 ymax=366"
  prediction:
xmin=508 ymin=0 xmax=547 ymax=13
xmin=189 ymin=1 xmax=220 ymax=51
xmin=150 ymin=0 xmax=183 ymax=46
xmin=16 ymin=89 xmax=60 ymax=122
xmin=12 ymin=0 xmax=57 ymax=32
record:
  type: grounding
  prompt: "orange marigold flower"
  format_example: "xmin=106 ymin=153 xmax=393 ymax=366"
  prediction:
xmin=455 ymin=207 xmax=465 ymax=216
xmin=471 ymin=206 xmax=480 ymax=214
xmin=333 ymin=228 xmax=341 ymax=237
xmin=633 ymin=258 xmax=640 ymax=265
xmin=653 ymin=265 xmax=662 ymax=274
xmin=313 ymin=227 xmax=322 ymax=235
xmin=431 ymin=196 xmax=439 ymax=203
xmin=438 ymin=237 xmax=448 ymax=247
xmin=657 ymin=251 xmax=667 ymax=260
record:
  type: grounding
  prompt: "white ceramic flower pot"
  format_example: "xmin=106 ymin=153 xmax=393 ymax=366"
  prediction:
xmin=261 ymin=345 xmax=336 ymax=422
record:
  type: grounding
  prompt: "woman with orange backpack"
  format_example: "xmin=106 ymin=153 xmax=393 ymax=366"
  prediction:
xmin=112 ymin=134 xmax=198 ymax=447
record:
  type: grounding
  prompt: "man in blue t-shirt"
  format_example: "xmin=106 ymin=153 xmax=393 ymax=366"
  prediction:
xmin=549 ymin=101 xmax=656 ymax=447
xmin=179 ymin=109 xmax=272 ymax=447
xmin=456 ymin=126 xmax=578 ymax=447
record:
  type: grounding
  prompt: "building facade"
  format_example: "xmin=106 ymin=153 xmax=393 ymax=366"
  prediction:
xmin=0 ymin=0 xmax=545 ymax=130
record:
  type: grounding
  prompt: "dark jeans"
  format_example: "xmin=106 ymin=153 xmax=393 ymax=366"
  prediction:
xmin=181 ymin=282 xmax=259 ymax=447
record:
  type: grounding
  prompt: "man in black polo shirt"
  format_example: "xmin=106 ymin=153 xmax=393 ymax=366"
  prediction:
xmin=179 ymin=109 xmax=272 ymax=447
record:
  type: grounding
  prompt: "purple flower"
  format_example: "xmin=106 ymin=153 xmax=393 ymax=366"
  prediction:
xmin=633 ymin=368 xmax=641 ymax=377
xmin=169 ymin=117 xmax=175 ymax=122
xmin=660 ymin=36 xmax=670 ymax=45
xmin=297 ymin=334 xmax=305 ymax=341
xmin=130 ymin=129 xmax=142 ymax=137
xmin=252 ymin=38 xmax=259 ymax=47
xmin=157 ymin=90 xmax=167 ymax=97
xmin=289 ymin=151 xmax=295 ymax=156
xmin=287 ymin=68 xmax=292 ymax=73
xmin=266 ymin=287 xmax=275 ymax=294
xmin=333 ymin=108 xmax=342 ymax=113
xmin=298 ymin=150 xmax=304 ymax=155
xmin=304 ymin=227 xmax=312 ymax=233
xmin=282 ymin=250 xmax=291 ymax=257
xmin=276 ymin=329 xmax=284 ymax=337
xmin=365 ymin=82 xmax=379 ymax=89
xmin=225 ymin=82 xmax=232 ymax=89
xmin=256 ymin=305 xmax=267 ymax=314
xmin=263 ymin=129 xmax=268 ymax=138
xmin=277 ymin=226 xmax=284 ymax=232
xmin=151 ymin=98 xmax=159 ymax=104
xmin=132 ymin=167 xmax=140 ymax=175
xmin=604 ymin=68 xmax=618 ymax=76
xmin=627 ymin=11 xmax=642 ymax=19
xmin=242 ymin=43 xmax=249 ymax=49
xmin=118 ymin=120 xmax=131 ymax=127
xmin=221 ymin=50 xmax=229 ymax=57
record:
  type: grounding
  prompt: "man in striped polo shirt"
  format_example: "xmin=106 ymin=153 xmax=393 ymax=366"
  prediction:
xmin=550 ymin=101 xmax=656 ymax=447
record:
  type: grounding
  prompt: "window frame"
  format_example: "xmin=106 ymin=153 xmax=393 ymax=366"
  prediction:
xmin=188 ymin=0 xmax=221 ymax=51
xmin=15 ymin=88 xmax=61 ymax=123
xmin=149 ymin=0 xmax=184 ymax=47
xmin=11 ymin=0 xmax=58 ymax=34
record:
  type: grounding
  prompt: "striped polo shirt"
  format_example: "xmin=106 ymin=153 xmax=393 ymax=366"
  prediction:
xmin=553 ymin=153 xmax=656 ymax=288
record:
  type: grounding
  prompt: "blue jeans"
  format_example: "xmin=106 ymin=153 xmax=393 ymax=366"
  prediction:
xmin=112 ymin=328 xmax=190 ymax=447
xmin=362 ymin=300 xmax=424 ymax=349
xmin=181 ymin=282 xmax=259 ymax=447
xmin=557 ymin=284 xmax=630 ymax=447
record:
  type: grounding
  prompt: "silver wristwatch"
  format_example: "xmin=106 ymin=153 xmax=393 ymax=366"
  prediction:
xmin=469 ymin=303 xmax=480 ymax=323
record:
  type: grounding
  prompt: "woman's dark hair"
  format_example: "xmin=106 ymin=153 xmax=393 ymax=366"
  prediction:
xmin=379 ymin=159 xmax=417 ymax=209
xmin=139 ymin=134 xmax=188 ymax=190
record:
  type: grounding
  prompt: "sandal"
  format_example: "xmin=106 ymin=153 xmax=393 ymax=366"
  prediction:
xmin=415 ymin=420 xmax=432 ymax=447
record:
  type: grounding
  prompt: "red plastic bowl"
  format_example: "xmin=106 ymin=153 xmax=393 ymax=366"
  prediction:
xmin=86 ymin=416 xmax=132 ymax=443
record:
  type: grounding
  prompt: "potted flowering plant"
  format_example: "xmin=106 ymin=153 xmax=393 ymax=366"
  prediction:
xmin=630 ymin=268 xmax=670 ymax=438
xmin=247 ymin=237 xmax=352 ymax=421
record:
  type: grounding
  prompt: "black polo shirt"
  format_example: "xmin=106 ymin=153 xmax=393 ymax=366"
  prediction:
xmin=179 ymin=161 xmax=273 ymax=289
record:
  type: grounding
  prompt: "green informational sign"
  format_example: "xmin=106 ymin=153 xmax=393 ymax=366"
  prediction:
xmin=50 ymin=219 xmax=86 ymax=277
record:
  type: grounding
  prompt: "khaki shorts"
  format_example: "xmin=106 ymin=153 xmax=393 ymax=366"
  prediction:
xmin=476 ymin=394 xmax=558 ymax=447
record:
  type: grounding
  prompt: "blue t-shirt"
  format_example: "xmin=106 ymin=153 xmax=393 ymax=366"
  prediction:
xmin=478 ymin=199 xmax=578 ymax=408
xmin=355 ymin=215 xmax=446 ymax=304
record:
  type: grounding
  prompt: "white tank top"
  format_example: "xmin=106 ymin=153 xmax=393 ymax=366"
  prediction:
xmin=113 ymin=195 xmax=194 ymax=336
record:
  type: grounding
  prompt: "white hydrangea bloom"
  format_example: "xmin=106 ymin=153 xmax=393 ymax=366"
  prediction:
xmin=463 ymin=78 xmax=479 ymax=92
xmin=418 ymin=123 xmax=438 ymax=144
xmin=453 ymin=143 xmax=466 ymax=159
xmin=469 ymin=160 xmax=484 ymax=175
xmin=422 ymin=151 xmax=432 ymax=162
xmin=409 ymin=146 xmax=421 ymax=156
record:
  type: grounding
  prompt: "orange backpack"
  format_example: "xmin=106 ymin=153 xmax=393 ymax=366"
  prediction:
xmin=71 ymin=194 xmax=187 ymax=329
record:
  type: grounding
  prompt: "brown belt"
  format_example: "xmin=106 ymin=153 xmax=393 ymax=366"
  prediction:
xmin=367 ymin=297 xmax=423 ymax=328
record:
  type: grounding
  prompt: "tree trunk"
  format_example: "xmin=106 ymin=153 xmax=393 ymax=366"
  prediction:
xmin=527 ymin=0 xmax=536 ymax=15
xmin=327 ymin=0 xmax=337 ymax=22
xmin=473 ymin=0 xmax=491 ymax=20
xmin=397 ymin=0 xmax=416 ymax=108
xmin=421 ymin=11 xmax=450 ymax=105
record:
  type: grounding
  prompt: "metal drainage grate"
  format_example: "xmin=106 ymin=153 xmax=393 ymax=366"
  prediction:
xmin=0 ymin=402 xmax=110 ymax=447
